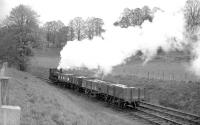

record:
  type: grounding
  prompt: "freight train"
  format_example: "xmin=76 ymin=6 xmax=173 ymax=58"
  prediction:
xmin=49 ymin=68 xmax=145 ymax=108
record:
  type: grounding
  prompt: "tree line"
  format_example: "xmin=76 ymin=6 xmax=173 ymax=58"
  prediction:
xmin=43 ymin=17 xmax=105 ymax=47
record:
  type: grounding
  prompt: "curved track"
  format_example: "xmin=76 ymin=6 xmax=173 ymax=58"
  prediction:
xmin=35 ymin=72 xmax=200 ymax=125
xmin=134 ymin=102 xmax=200 ymax=125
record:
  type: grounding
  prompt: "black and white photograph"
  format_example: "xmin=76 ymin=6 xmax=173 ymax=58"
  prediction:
xmin=0 ymin=0 xmax=200 ymax=124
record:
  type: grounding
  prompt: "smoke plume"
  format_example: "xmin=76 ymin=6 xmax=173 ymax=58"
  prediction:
xmin=58 ymin=0 xmax=190 ymax=75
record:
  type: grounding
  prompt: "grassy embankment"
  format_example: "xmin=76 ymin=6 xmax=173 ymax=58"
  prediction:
xmin=7 ymin=67 xmax=111 ymax=125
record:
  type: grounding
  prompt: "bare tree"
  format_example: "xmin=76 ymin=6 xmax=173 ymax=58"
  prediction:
xmin=69 ymin=17 xmax=85 ymax=41
xmin=85 ymin=17 xmax=105 ymax=39
xmin=43 ymin=20 xmax=64 ymax=46
xmin=7 ymin=5 xmax=39 ymax=29
xmin=93 ymin=18 xmax=105 ymax=36
xmin=184 ymin=0 xmax=200 ymax=33
xmin=85 ymin=17 xmax=95 ymax=39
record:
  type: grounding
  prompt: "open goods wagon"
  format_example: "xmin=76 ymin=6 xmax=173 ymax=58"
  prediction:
xmin=49 ymin=68 xmax=145 ymax=108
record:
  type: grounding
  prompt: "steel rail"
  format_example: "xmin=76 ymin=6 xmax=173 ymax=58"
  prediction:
xmin=140 ymin=101 xmax=200 ymax=120
xmin=135 ymin=109 xmax=184 ymax=125
xmin=138 ymin=106 xmax=199 ymax=125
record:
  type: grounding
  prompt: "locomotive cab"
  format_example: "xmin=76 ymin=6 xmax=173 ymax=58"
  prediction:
xmin=49 ymin=68 xmax=61 ymax=82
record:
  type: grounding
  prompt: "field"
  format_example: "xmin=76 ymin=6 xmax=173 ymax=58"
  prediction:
xmin=29 ymin=48 xmax=61 ymax=68
xmin=112 ymin=51 xmax=198 ymax=81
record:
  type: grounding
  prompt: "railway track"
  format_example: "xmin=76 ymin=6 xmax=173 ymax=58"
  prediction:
xmin=134 ymin=101 xmax=200 ymax=125
xmin=35 ymin=72 xmax=200 ymax=125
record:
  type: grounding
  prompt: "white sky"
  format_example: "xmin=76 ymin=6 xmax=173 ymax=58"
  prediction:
xmin=1 ymin=0 xmax=186 ymax=25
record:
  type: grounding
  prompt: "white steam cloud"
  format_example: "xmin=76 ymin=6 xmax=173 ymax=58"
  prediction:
xmin=190 ymin=41 xmax=200 ymax=76
xmin=58 ymin=0 xmax=196 ymax=75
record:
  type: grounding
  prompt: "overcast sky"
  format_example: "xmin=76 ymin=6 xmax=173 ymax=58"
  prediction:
xmin=1 ymin=0 xmax=185 ymax=25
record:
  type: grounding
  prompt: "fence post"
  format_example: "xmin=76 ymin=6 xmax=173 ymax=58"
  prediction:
xmin=0 ymin=77 xmax=10 ymax=105
xmin=0 ymin=62 xmax=21 ymax=125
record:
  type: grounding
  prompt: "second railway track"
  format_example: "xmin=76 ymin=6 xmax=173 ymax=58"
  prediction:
xmin=135 ymin=101 xmax=200 ymax=125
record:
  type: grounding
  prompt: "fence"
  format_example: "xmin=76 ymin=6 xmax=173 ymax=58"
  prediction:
xmin=129 ymin=71 xmax=200 ymax=82
xmin=0 ymin=62 xmax=21 ymax=125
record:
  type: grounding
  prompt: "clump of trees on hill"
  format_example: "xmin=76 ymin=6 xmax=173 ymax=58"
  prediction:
xmin=185 ymin=0 xmax=200 ymax=34
xmin=184 ymin=0 xmax=200 ymax=45
xmin=113 ymin=6 xmax=153 ymax=28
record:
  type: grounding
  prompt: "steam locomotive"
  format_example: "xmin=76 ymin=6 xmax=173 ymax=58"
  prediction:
xmin=49 ymin=68 xmax=145 ymax=108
